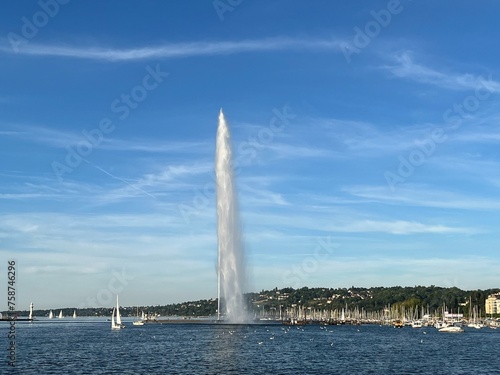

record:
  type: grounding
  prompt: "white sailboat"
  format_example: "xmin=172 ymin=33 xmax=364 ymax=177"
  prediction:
xmin=467 ymin=302 xmax=483 ymax=329
xmin=49 ymin=310 xmax=53 ymax=319
xmin=58 ymin=310 xmax=63 ymax=319
xmin=73 ymin=310 xmax=77 ymax=319
xmin=111 ymin=307 xmax=118 ymax=329
xmin=133 ymin=306 xmax=144 ymax=326
xmin=111 ymin=295 xmax=125 ymax=330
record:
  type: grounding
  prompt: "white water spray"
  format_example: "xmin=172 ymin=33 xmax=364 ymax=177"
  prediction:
xmin=216 ymin=109 xmax=248 ymax=323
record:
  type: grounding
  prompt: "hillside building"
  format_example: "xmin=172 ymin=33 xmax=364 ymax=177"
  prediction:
xmin=485 ymin=293 xmax=500 ymax=315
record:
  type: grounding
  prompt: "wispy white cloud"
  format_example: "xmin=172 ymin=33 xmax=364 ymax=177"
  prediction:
xmin=2 ymin=124 xmax=78 ymax=147
xmin=384 ymin=51 xmax=500 ymax=92
xmin=0 ymin=193 xmax=53 ymax=200
xmin=2 ymin=123 xmax=208 ymax=153
xmin=266 ymin=142 xmax=337 ymax=159
xmin=450 ymin=117 xmax=500 ymax=145
xmin=0 ymin=37 xmax=346 ymax=61
xmin=302 ymin=109 xmax=500 ymax=164
xmin=0 ymin=159 xmax=216 ymax=207
xmin=0 ymin=130 xmax=22 ymax=135
xmin=312 ymin=117 xmax=427 ymax=155
xmin=103 ymin=138 xmax=208 ymax=153
xmin=0 ymin=178 xmax=93 ymax=202
xmin=243 ymin=201 xmax=473 ymax=235
xmin=346 ymin=184 xmax=500 ymax=211
xmin=328 ymin=219 xmax=473 ymax=235
xmin=240 ymin=183 xmax=289 ymax=207
xmin=268 ymin=255 xmax=500 ymax=290
xmin=430 ymin=156 xmax=500 ymax=188
xmin=90 ymin=161 xmax=214 ymax=204
xmin=24 ymin=263 xmax=108 ymax=275
xmin=0 ymin=211 xmax=215 ymax=255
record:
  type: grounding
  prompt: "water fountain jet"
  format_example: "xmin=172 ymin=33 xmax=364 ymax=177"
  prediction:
xmin=215 ymin=109 xmax=249 ymax=324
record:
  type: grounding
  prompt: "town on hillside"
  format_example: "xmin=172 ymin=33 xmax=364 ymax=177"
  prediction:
xmin=5 ymin=286 xmax=500 ymax=328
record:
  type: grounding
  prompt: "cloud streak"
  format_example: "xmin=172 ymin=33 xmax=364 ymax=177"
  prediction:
xmin=332 ymin=219 xmax=473 ymax=235
xmin=1 ymin=37 xmax=346 ymax=61
xmin=384 ymin=51 xmax=500 ymax=92
xmin=2 ymin=123 xmax=208 ymax=153
xmin=346 ymin=184 xmax=500 ymax=211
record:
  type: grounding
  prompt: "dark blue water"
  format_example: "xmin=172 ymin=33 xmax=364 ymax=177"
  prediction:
xmin=3 ymin=320 xmax=500 ymax=374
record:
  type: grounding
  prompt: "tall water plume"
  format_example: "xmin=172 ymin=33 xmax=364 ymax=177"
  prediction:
xmin=215 ymin=109 xmax=248 ymax=323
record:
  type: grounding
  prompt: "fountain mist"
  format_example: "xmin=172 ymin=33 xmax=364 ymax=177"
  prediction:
xmin=215 ymin=109 xmax=248 ymax=323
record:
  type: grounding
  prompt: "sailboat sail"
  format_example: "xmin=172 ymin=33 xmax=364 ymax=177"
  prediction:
xmin=116 ymin=301 xmax=121 ymax=325
xmin=58 ymin=310 xmax=63 ymax=319
xmin=111 ymin=295 xmax=124 ymax=329
xmin=49 ymin=310 xmax=53 ymax=319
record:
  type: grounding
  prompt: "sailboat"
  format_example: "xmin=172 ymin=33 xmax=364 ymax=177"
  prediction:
xmin=111 ymin=295 xmax=125 ymax=330
xmin=133 ymin=306 xmax=144 ymax=326
xmin=438 ymin=305 xmax=463 ymax=333
xmin=467 ymin=301 xmax=483 ymax=329
xmin=58 ymin=310 xmax=63 ymax=319
xmin=73 ymin=310 xmax=77 ymax=319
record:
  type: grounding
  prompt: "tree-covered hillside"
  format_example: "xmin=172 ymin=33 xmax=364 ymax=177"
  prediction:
xmin=11 ymin=286 xmax=499 ymax=318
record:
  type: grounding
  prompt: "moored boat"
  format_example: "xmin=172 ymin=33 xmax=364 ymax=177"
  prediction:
xmin=393 ymin=320 xmax=404 ymax=328
xmin=438 ymin=325 xmax=464 ymax=333
xmin=411 ymin=320 xmax=423 ymax=328
xmin=133 ymin=306 xmax=144 ymax=326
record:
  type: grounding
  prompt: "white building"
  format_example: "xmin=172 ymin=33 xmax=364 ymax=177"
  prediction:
xmin=485 ymin=293 xmax=500 ymax=315
xmin=444 ymin=312 xmax=463 ymax=320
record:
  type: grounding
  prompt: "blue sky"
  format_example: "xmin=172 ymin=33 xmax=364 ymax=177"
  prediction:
xmin=1 ymin=0 xmax=500 ymax=310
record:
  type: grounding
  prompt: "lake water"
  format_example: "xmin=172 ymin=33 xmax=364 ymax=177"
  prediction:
xmin=3 ymin=319 xmax=500 ymax=374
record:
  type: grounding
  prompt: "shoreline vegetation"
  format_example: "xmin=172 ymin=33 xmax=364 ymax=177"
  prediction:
xmin=4 ymin=286 xmax=500 ymax=320
xmin=2 ymin=285 xmax=500 ymax=320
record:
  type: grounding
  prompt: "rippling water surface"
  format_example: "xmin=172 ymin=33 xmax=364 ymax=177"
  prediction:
xmin=4 ymin=319 xmax=500 ymax=374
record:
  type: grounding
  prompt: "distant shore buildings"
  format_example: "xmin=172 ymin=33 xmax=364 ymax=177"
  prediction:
xmin=485 ymin=293 xmax=500 ymax=315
